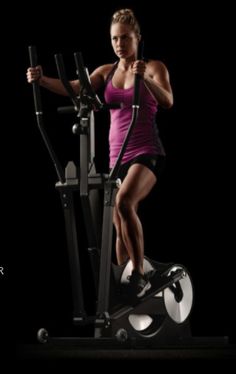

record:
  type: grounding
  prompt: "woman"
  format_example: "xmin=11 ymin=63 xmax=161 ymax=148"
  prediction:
xmin=27 ymin=9 xmax=173 ymax=298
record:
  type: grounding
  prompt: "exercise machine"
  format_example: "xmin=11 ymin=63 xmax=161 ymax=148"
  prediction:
xmin=29 ymin=46 xmax=194 ymax=347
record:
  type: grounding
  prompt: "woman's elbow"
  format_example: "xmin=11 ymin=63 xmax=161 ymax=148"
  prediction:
xmin=163 ymin=96 xmax=174 ymax=109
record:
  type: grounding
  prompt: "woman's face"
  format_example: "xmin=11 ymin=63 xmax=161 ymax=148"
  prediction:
xmin=110 ymin=23 xmax=139 ymax=59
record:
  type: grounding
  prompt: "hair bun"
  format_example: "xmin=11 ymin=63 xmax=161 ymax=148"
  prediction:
xmin=111 ymin=8 xmax=140 ymax=35
xmin=112 ymin=8 xmax=134 ymax=20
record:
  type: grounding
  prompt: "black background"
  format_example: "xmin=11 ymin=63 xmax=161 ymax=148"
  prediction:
xmin=8 ymin=1 xmax=235 ymax=346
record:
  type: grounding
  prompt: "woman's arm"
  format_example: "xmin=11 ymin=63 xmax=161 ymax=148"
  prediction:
xmin=26 ymin=66 xmax=80 ymax=95
xmin=26 ymin=64 xmax=113 ymax=96
xmin=144 ymin=60 xmax=174 ymax=109
xmin=131 ymin=60 xmax=174 ymax=108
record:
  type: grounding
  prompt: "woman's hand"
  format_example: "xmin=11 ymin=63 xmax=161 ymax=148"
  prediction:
xmin=26 ymin=65 xmax=43 ymax=83
xmin=131 ymin=60 xmax=146 ymax=77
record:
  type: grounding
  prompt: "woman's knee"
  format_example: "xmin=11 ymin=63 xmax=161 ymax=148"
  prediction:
xmin=116 ymin=193 xmax=134 ymax=219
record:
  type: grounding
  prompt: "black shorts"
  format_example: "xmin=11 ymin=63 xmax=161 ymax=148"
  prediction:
xmin=115 ymin=154 xmax=166 ymax=181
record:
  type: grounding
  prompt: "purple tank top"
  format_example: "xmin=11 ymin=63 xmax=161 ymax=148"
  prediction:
xmin=104 ymin=76 xmax=166 ymax=168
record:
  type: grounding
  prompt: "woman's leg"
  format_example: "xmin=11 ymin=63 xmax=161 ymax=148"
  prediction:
xmin=115 ymin=163 xmax=157 ymax=275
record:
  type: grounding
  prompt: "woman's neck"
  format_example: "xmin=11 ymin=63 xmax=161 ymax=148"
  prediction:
xmin=118 ymin=56 xmax=135 ymax=71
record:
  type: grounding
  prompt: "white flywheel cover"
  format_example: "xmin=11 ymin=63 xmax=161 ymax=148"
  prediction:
xmin=164 ymin=265 xmax=193 ymax=323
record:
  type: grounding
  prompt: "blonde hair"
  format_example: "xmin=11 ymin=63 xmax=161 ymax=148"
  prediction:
xmin=111 ymin=8 xmax=140 ymax=36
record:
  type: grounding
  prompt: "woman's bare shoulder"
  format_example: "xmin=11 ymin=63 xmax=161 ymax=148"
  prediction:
xmin=146 ymin=59 xmax=168 ymax=73
xmin=94 ymin=63 xmax=116 ymax=79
